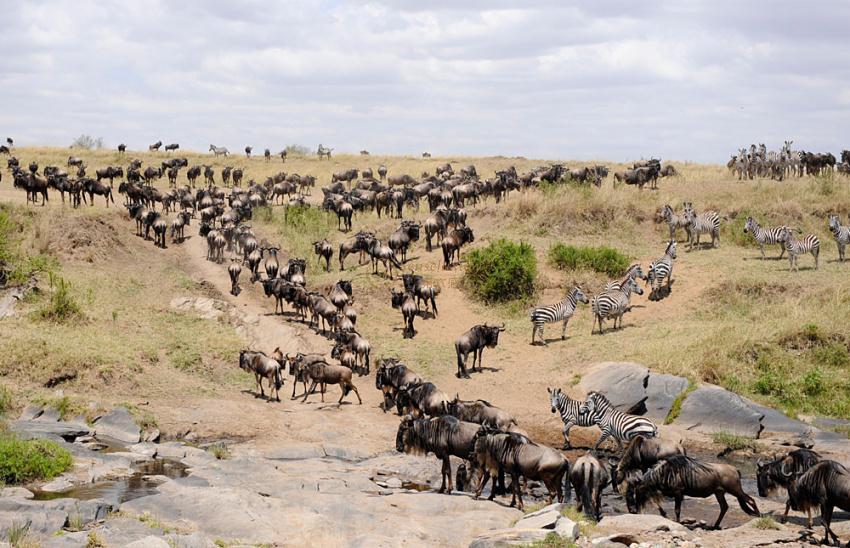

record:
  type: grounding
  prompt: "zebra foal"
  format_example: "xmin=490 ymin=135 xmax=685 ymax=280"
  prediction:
xmin=579 ymin=391 xmax=657 ymax=451
xmin=548 ymin=387 xmax=594 ymax=449
xmin=683 ymin=202 xmax=720 ymax=250
xmin=529 ymin=286 xmax=588 ymax=345
xmin=646 ymin=241 xmax=676 ymax=298
xmin=661 ymin=204 xmax=689 ymax=242
xmin=591 ymin=277 xmax=643 ymax=334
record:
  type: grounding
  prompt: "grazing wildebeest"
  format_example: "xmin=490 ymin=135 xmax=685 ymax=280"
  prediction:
xmin=149 ymin=140 xmax=162 ymax=151
xmin=756 ymin=448 xmax=821 ymax=527
xmin=441 ymin=226 xmax=474 ymax=269
xmin=209 ymin=144 xmax=229 ymax=157
xmin=300 ymin=360 xmax=361 ymax=404
xmin=625 ymin=455 xmax=759 ymax=530
xmin=454 ymin=323 xmax=504 ymax=379
xmin=238 ymin=350 xmax=283 ymax=402
xmin=787 ymin=460 xmax=850 ymax=545
xmin=245 ymin=146 xmax=252 ymax=158
xmin=391 ymin=288 xmax=418 ymax=338
xmin=165 ymin=143 xmax=179 ymax=152
xmin=313 ymin=239 xmax=333 ymax=272
xmin=472 ymin=431 xmax=570 ymax=510
xmin=96 ymin=166 xmax=123 ymax=186
xmin=402 ymin=273 xmax=439 ymax=316
xmin=447 ymin=396 xmax=517 ymax=431
xmin=396 ymin=415 xmax=483 ymax=493
xmin=571 ymin=453 xmax=610 ymax=520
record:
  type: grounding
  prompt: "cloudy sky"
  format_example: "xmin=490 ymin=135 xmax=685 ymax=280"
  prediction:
xmin=1 ymin=1 xmax=847 ymax=162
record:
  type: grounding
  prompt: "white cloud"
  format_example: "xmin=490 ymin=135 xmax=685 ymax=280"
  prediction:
xmin=0 ymin=0 xmax=847 ymax=161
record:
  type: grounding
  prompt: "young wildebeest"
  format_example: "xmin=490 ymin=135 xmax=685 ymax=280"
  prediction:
xmin=313 ymin=239 xmax=334 ymax=272
xmin=473 ymin=431 xmax=570 ymax=510
xmin=228 ymin=260 xmax=242 ymax=296
xmin=375 ymin=359 xmax=422 ymax=413
xmin=402 ymin=273 xmax=439 ymax=316
xmin=787 ymin=460 xmax=850 ymax=545
xmin=366 ymin=237 xmax=403 ymax=279
xmin=447 ymin=396 xmax=517 ymax=432
xmin=238 ymin=350 xmax=283 ymax=402
xmin=300 ymin=360 xmax=362 ymax=405
xmin=337 ymin=331 xmax=371 ymax=374
xmin=756 ymin=448 xmax=821 ymax=527
xmin=441 ymin=226 xmax=474 ymax=269
xmin=391 ymin=288 xmax=418 ymax=338
xmin=329 ymin=280 xmax=352 ymax=310
xmin=571 ymin=452 xmax=610 ymax=521
xmin=169 ymin=210 xmax=191 ymax=243
xmin=626 ymin=455 xmax=759 ymax=530
xmin=400 ymin=382 xmax=449 ymax=417
xmin=396 ymin=415 xmax=483 ymax=494
xmin=455 ymin=324 xmax=505 ymax=379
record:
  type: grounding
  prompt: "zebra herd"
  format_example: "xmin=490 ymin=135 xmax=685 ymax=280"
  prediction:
xmin=744 ymin=214 xmax=850 ymax=270
xmin=728 ymin=141 xmax=844 ymax=181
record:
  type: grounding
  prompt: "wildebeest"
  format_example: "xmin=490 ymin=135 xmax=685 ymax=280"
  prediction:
xmin=283 ymin=352 xmax=327 ymax=399
xmin=238 ymin=349 xmax=283 ymax=402
xmin=96 ymin=166 xmax=123 ymax=186
xmin=388 ymin=221 xmax=420 ymax=263
xmin=756 ymin=448 xmax=821 ymax=527
xmin=232 ymin=168 xmax=243 ymax=186
xmin=375 ymin=359 xmax=422 ymax=413
xmin=447 ymin=396 xmax=517 ymax=431
xmin=625 ymin=455 xmax=759 ymax=529
xmin=300 ymin=360 xmax=362 ymax=404
xmin=441 ymin=226 xmax=474 ymax=269
xmin=454 ymin=323 xmax=504 ymax=379
xmin=186 ymin=165 xmax=201 ymax=187
xmin=400 ymin=382 xmax=449 ymax=417
xmin=472 ymin=431 xmax=570 ymax=510
xmin=366 ymin=237 xmax=403 ymax=279
xmin=313 ymin=239 xmax=333 ymax=272
xmin=611 ymin=435 xmax=687 ymax=492
xmin=245 ymin=146 xmax=252 ymax=158
xmin=402 ymin=273 xmax=439 ymax=316
xmin=571 ymin=453 xmax=610 ymax=520
xmin=396 ymin=415 xmax=483 ymax=493
xmin=165 ymin=143 xmax=179 ymax=152
xmin=377 ymin=164 xmax=388 ymax=181
xmin=149 ymin=140 xmax=162 ymax=151
xmin=82 ymin=179 xmax=115 ymax=207
xmin=332 ymin=168 xmax=358 ymax=188
xmin=67 ymin=156 xmax=83 ymax=167
xmin=264 ymin=148 xmax=271 ymax=162
xmin=391 ymin=288 xmax=418 ymax=338
xmin=143 ymin=166 xmax=163 ymax=184
xmin=787 ymin=460 xmax=850 ymax=545
xmin=337 ymin=331 xmax=371 ymax=374
xmin=228 ymin=260 xmax=242 ymax=296
xmin=118 ymin=143 xmax=126 ymax=155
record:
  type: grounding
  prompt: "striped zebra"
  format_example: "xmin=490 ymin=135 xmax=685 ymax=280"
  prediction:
xmin=646 ymin=241 xmax=676 ymax=295
xmin=604 ymin=263 xmax=645 ymax=292
xmin=683 ymin=202 xmax=720 ymax=250
xmin=778 ymin=227 xmax=819 ymax=271
xmin=743 ymin=217 xmax=788 ymax=260
xmin=828 ymin=215 xmax=850 ymax=262
xmin=548 ymin=387 xmax=594 ymax=449
xmin=591 ymin=277 xmax=643 ymax=334
xmin=578 ymin=391 xmax=657 ymax=451
xmin=661 ymin=204 xmax=689 ymax=242
xmin=529 ymin=286 xmax=589 ymax=345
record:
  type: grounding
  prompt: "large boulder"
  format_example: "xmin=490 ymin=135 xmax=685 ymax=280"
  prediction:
xmin=513 ymin=502 xmax=565 ymax=529
xmin=673 ymin=385 xmax=764 ymax=437
xmin=10 ymin=420 xmax=91 ymax=442
xmin=596 ymin=513 xmax=686 ymax=535
xmin=578 ymin=362 xmax=650 ymax=414
xmin=644 ymin=373 xmax=689 ymax=422
xmin=469 ymin=529 xmax=554 ymax=548
xmin=93 ymin=407 xmax=141 ymax=444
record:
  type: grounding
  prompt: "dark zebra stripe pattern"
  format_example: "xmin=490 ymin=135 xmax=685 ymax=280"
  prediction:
xmin=592 ymin=277 xmax=643 ymax=334
xmin=548 ymin=387 xmax=594 ymax=449
xmin=683 ymin=202 xmax=720 ymax=250
xmin=743 ymin=217 xmax=788 ymax=259
xmin=661 ymin=204 xmax=689 ymax=242
xmin=578 ymin=391 xmax=657 ymax=451
xmin=778 ymin=227 xmax=819 ymax=271
xmin=647 ymin=241 xmax=676 ymax=292
xmin=604 ymin=263 xmax=645 ymax=292
xmin=828 ymin=215 xmax=850 ymax=262
xmin=529 ymin=286 xmax=589 ymax=345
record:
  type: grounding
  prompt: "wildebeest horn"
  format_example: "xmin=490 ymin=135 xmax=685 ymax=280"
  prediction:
xmin=498 ymin=323 xmax=506 ymax=331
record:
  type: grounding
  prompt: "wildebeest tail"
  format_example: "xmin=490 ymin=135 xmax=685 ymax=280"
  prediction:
xmin=442 ymin=244 xmax=450 ymax=266
xmin=274 ymin=366 xmax=283 ymax=391
xmin=561 ymin=459 xmax=572 ymax=503
xmin=738 ymin=493 xmax=760 ymax=516
xmin=391 ymin=254 xmax=402 ymax=269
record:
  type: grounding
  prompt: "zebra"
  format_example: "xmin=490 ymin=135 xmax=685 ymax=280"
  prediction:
xmin=604 ymin=263 xmax=645 ymax=292
xmin=529 ymin=286 xmax=589 ymax=345
xmin=591 ymin=277 xmax=643 ymax=334
xmin=646 ymin=241 xmax=676 ymax=296
xmin=777 ymin=227 xmax=819 ymax=271
xmin=209 ymin=144 xmax=229 ymax=157
xmin=661 ymin=204 xmax=689 ymax=242
xmin=578 ymin=391 xmax=657 ymax=451
xmin=548 ymin=387 xmax=594 ymax=449
xmin=743 ymin=217 xmax=788 ymax=260
xmin=828 ymin=215 xmax=850 ymax=262
xmin=682 ymin=202 xmax=720 ymax=250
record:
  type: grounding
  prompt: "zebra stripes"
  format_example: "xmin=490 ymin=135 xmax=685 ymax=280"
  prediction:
xmin=647 ymin=241 xmax=676 ymax=293
xmin=828 ymin=215 xmax=850 ymax=262
xmin=778 ymin=227 xmax=819 ymax=271
xmin=548 ymin=387 xmax=595 ymax=449
xmin=683 ymin=202 xmax=720 ymax=250
xmin=743 ymin=217 xmax=788 ymax=260
xmin=661 ymin=204 xmax=689 ymax=242
xmin=530 ymin=286 xmax=589 ymax=345
xmin=592 ymin=277 xmax=643 ymax=334
xmin=578 ymin=391 xmax=657 ymax=451
xmin=604 ymin=263 xmax=645 ymax=292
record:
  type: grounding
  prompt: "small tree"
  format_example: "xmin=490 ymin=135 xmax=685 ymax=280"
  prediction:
xmin=70 ymin=134 xmax=104 ymax=150
xmin=284 ymin=144 xmax=311 ymax=156
xmin=463 ymin=239 xmax=537 ymax=303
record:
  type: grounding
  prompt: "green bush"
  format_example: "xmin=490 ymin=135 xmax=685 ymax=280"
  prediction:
xmin=0 ymin=433 xmax=73 ymax=484
xmin=548 ymin=243 xmax=630 ymax=277
xmin=463 ymin=239 xmax=537 ymax=303
xmin=36 ymin=274 xmax=83 ymax=323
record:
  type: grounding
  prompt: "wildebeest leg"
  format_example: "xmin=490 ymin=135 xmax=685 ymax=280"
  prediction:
xmin=821 ymin=503 xmax=838 ymax=545
xmin=780 ymin=500 xmax=791 ymax=523
xmin=473 ymin=470 xmax=491 ymax=500
xmin=438 ymin=457 xmax=449 ymax=493
xmin=674 ymin=495 xmax=684 ymax=523
xmin=712 ymin=492 xmax=727 ymax=529
xmin=302 ymin=380 xmax=317 ymax=402
xmin=320 ymin=382 xmax=326 ymax=402
xmin=511 ymin=473 xmax=523 ymax=510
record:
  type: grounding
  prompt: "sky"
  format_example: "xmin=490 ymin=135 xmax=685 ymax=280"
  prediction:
xmin=1 ymin=1 xmax=848 ymax=162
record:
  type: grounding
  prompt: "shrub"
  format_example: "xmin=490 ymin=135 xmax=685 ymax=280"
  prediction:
xmin=0 ymin=433 xmax=73 ymax=484
xmin=284 ymin=144 xmax=311 ymax=156
xmin=36 ymin=274 xmax=82 ymax=323
xmin=207 ymin=442 xmax=230 ymax=460
xmin=548 ymin=243 xmax=630 ymax=277
xmin=70 ymin=134 xmax=104 ymax=150
xmin=664 ymin=381 xmax=697 ymax=425
xmin=463 ymin=239 xmax=537 ymax=303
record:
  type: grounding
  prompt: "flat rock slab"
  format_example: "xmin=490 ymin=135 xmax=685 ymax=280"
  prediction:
xmin=645 ymin=373 xmax=689 ymax=422
xmin=10 ymin=420 xmax=91 ymax=442
xmin=93 ymin=407 xmax=141 ymax=444
xmin=578 ymin=362 xmax=649 ymax=414
xmin=0 ymin=498 xmax=111 ymax=535
xmin=469 ymin=528 xmax=553 ymax=548
xmin=264 ymin=443 xmax=325 ymax=460
xmin=747 ymin=402 xmax=812 ymax=436
xmin=596 ymin=513 xmax=686 ymax=536
xmin=673 ymin=385 xmax=764 ymax=437
xmin=19 ymin=404 xmax=44 ymax=421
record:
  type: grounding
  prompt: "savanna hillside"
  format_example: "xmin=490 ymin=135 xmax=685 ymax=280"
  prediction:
xmin=2 ymin=146 xmax=850 ymax=446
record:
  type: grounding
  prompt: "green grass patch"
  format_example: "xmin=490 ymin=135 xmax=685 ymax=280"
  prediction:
xmin=463 ymin=239 xmax=537 ymax=303
xmin=753 ymin=516 xmax=781 ymax=530
xmin=711 ymin=431 xmax=759 ymax=452
xmin=253 ymin=204 xmax=333 ymax=261
xmin=665 ymin=380 xmax=697 ymax=425
xmin=522 ymin=532 xmax=578 ymax=548
xmin=207 ymin=442 xmax=231 ymax=460
xmin=35 ymin=274 xmax=83 ymax=323
xmin=560 ymin=505 xmax=595 ymax=536
xmin=0 ymin=432 xmax=73 ymax=484
xmin=548 ymin=243 xmax=630 ymax=277
xmin=0 ymin=385 xmax=12 ymax=417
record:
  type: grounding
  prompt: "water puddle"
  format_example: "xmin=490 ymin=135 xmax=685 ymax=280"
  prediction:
xmin=32 ymin=459 xmax=189 ymax=505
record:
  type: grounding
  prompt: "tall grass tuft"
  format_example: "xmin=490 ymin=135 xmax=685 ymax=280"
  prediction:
xmin=463 ymin=239 xmax=537 ymax=303
xmin=548 ymin=243 xmax=630 ymax=277
xmin=0 ymin=432 xmax=73 ymax=484
xmin=36 ymin=274 xmax=83 ymax=323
